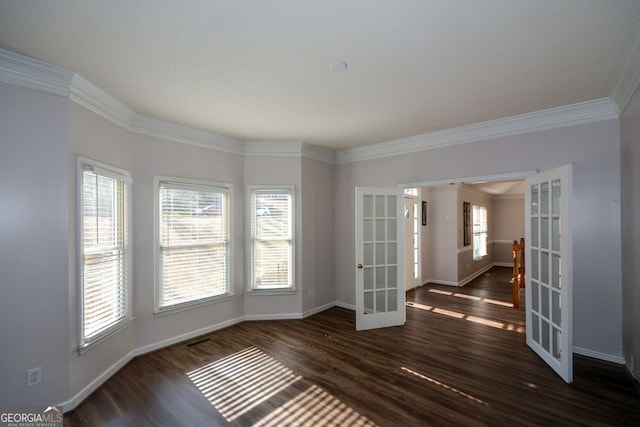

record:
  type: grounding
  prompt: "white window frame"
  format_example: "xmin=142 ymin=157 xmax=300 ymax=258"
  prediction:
xmin=154 ymin=177 xmax=233 ymax=315
xmin=248 ymin=185 xmax=295 ymax=294
xmin=77 ymin=156 xmax=132 ymax=354
xmin=472 ymin=204 xmax=488 ymax=261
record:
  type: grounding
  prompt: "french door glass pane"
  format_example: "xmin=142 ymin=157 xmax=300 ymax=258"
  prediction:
xmin=364 ymin=195 xmax=373 ymax=217
xmin=364 ymin=268 xmax=373 ymax=290
xmin=541 ymin=182 xmax=549 ymax=214
xmin=551 ymin=180 xmax=561 ymax=215
xmin=364 ymin=219 xmax=373 ymax=241
xmin=376 ymin=267 xmax=385 ymax=289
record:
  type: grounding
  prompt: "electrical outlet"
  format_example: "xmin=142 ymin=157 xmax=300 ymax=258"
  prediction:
xmin=26 ymin=367 xmax=42 ymax=387
xmin=308 ymin=289 xmax=314 ymax=298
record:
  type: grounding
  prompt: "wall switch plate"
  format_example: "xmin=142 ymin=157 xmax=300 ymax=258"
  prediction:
xmin=26 ymin=367 xmax=42 ymax=387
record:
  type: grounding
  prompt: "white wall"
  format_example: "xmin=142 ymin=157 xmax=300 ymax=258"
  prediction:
xmin=620 ymin=85 xmax=640 ymax=379
xmin=0 ymin=82 xmax=70 ymax=405
xmin=335 ymin=118 xmax=623 ymax=361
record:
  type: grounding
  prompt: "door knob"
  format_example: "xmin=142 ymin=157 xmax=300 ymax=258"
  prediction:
xmin=357 ymin=263 xmax=363 ymax=269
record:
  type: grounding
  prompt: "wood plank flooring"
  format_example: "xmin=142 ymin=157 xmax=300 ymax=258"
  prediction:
xmin=64 ymin=267 xmax=640 ymax=426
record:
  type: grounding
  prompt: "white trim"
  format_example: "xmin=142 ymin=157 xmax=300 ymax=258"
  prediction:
xmin=573 ymin=347 xmax=625 ymax=365
xmin=245 ymin=313 xmax=303 ymax=321
xmin=404 ymin=170 xmax=538 ymax=189
xmin=69 ymin=74 xmax=136 ymax=130
xmin=0 ymin=48 xmax=623 ymax=164
xmin=302 ymin=302 xmax=336 ymax=318
xmin=154 ymin=176 xmax=234 ymax=314
xmin=244 ymin=141 xmax=304 ymax=156
xmin=0 ymin=48 xmax=73 ymax=97
xmin=335 ymin=301 xmax=356 ymax=311
xmin=493 ymin=262 xmax=512 ymax=268
xmin=58 ymin=349 xmax=135 ymax=412
xmin=611 ymin=28 xmax=640 ymax=115
xmin=458 ymin=263 xmax=494 ymax=287
xmin=493 ymin=239 xmax=517 ymax=245
xmin=425 ymin=279 xmax=459 ymax=287
xmin=133 ymin=115 xmax=244 ymax=154
xmin=334 ymin=98 xmax=619 ymax=164
xmin=245 ymin=141 xmax=335 ymax=163
xmin=58 ymin=315 xmax=245 ymax=412
xmin=247 ymin=185 xmax=296 ymax=292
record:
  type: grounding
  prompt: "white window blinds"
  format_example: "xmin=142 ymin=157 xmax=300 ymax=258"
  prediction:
xmin=250 ymin=187 xmax=294 ymax=290
xmin=158 ymin=180 xmax=230 ymax=310
xmin=79 ymin=159 xmax=131 ymax=349
xmin=472 ymin=204 xmax=488 ymax=261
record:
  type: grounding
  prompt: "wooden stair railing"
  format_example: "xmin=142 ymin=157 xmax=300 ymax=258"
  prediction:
xmin=512 ymin=238 xmax=525 ymax=309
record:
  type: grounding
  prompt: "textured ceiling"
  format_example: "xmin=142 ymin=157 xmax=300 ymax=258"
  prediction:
xmin=0 ymin=1 xmax=639 ymax=150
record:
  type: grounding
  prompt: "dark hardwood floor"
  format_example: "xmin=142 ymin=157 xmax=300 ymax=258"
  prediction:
xmin=65 ymin=267 xmax=640 ymax=426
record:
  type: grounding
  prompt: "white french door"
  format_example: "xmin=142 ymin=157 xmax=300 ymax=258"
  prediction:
xmin=355 ymin=187 xmax=405 ymax=331
xmin=525 ymin=164 xmax=573 ymax=383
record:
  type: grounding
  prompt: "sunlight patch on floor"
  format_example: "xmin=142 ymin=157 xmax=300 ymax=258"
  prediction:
xmin=188 ymin=346 xmax=377 ymax=425
xmin=187 ymin=347 xmax=301 ymax=421
xmin=406 ymin=302 xmax=524 ymax=333
xmin=428 ymin=287 xmax=514 ymax=308
xmin=400 ymin=366 xmax=489 ymax=406
xmin=254 ymin=384 xmax=376 ymax=427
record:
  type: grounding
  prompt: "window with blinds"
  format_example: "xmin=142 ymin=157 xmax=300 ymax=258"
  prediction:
xmin=250 ymin=186 xmax=294 ymax=291
xmin=79 ymin=158 xmax=132 ymax=351
xmin=472 ymin=204 xmax=488 ymax=261
xmin=157 ymin=179 xmax=231 ymax=311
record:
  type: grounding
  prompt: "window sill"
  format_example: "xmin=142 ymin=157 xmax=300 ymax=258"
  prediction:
xmin=154 ymin=294 xmax=233 ymax=317
xmin=247 ymin=289 xmax=296 ymax=296
xmin=78 ymin=318 xmax=134 ymax=355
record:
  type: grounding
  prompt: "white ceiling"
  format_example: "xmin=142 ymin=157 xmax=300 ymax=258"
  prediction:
xmin=0 ymin=1 xmax=639 ymax=151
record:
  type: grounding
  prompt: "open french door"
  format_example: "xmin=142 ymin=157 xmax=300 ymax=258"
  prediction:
xmin=525 ymin=164 xmax=573 ymax=383
xmin=355 ymin=187 xmax=406 ymax=331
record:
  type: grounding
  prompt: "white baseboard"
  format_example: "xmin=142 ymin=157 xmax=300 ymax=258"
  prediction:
xmin=493 ymin=262 xmax=512 ymax=268
xmin=303 ymin=302 xmax=337 ymax=318
xmin=133 ymin=316 xmax=246 ymax=356
xmin=58 ymin=303 xmax=348 ymax=413
xmin=334 ymin=301 xmax=356 ymax=311
xmin=573 ymin=346 xmax=625 ymax=365
xmin=58 ymin=350 xmax=135 ymax=412
xmin=459 ymin=263 xmax=495 ymax=287
xmin=424 ymin=279 xmax=459 ymax=287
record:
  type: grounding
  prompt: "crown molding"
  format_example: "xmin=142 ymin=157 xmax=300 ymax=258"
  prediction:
xmin=334 ymin=98 xmax=620 ymax=164
xmin=0 ymin=47 xmax=623 ymax=164
xmin=245 ymin=141 xmax=336 ymax=163
xmin=132 ymin=115 xmax=244 ymax=154
xmin=301 ymin=143 xmax=336 ymax=164
xmin=611 ymin=28 xmax=640 ymax=115
xmin=244 ymin=141 xmax=304 ymax=156
xmin=0 ymin=48 xmax=73 ymax=97
xmin=70 ymin=74 xmax=136 ymax=130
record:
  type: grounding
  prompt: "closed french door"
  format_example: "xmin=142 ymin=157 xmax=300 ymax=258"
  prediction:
xmin=525 ymin=164 xmax=573 ymax=383
xmin=355 ymin=187 xmax=405 ymax=331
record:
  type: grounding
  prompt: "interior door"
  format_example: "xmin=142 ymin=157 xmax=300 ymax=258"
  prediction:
xmin=525 ymin=164 xmax=573 ymax=383
xmin=355 ymin=187 xmax=405 ymax=331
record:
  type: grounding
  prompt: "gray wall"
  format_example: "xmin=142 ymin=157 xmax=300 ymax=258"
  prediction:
xmin=0 ymin=82 xmax=70 ymax=406
xmin=621 ymin=86 xmax=640 ymax=379
xmin=493 ymin=197 xmax=525 ymax=265
xmin=334 ymin=118 xmax=623 ymax=361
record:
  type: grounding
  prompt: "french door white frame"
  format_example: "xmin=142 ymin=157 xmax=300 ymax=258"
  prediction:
xmin=355 ymin=187 xmax=406 ymax=331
